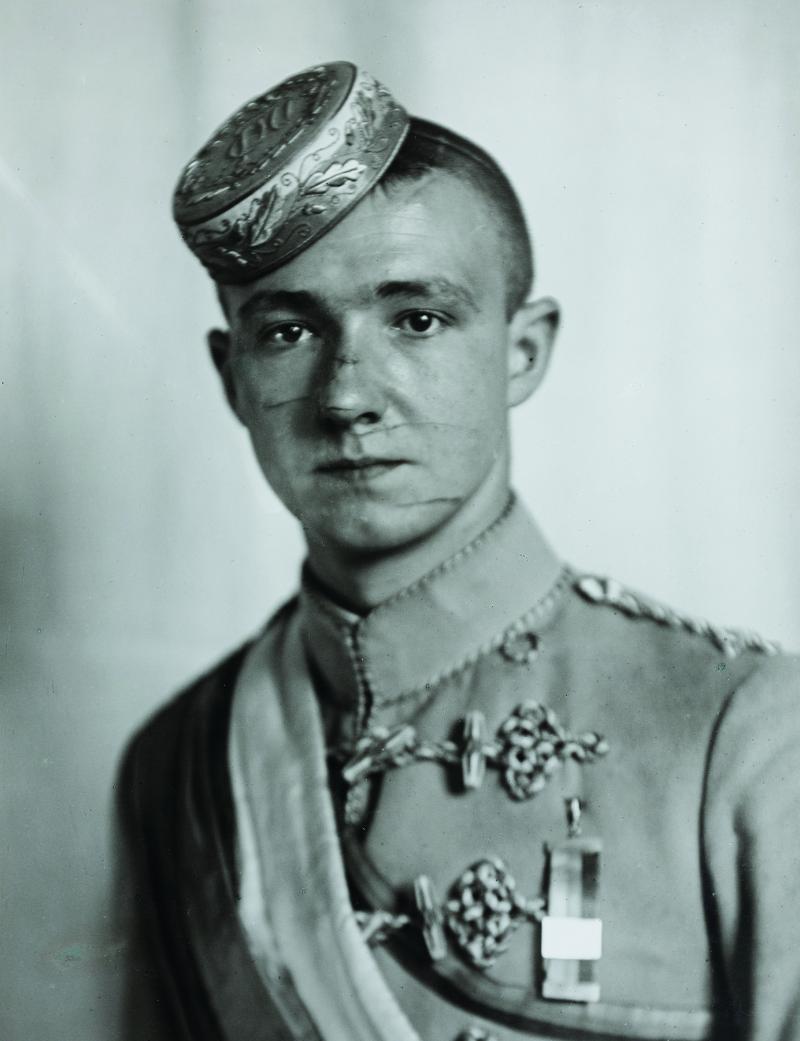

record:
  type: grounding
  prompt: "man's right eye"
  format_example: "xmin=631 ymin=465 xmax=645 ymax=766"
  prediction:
xmin=258 ymin=322 xmax=316 ymax=346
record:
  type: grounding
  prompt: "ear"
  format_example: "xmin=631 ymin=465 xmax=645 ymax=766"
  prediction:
xmin=506 ymin=297 xmax=560 ymax=408
xmin=207 ymin=328 xmax=243 ymax=421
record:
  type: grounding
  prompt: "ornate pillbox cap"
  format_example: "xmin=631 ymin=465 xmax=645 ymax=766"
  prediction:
xmin=173 ymin=61 xmax=409 ymax=283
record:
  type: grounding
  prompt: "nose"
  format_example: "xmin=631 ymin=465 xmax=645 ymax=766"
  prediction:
xmin=316 ymin=325 xmax=388 ymax=430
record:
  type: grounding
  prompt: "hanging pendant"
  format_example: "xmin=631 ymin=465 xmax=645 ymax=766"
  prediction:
xmin=541 ymin=799 xmax=602 ymax=1003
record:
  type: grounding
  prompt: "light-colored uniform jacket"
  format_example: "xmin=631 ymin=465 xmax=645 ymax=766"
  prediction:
xmin=121 ymin=497 xmax=800 ymax=1041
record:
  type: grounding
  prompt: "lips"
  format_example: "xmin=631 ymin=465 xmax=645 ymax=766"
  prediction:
xmin=316 ymin=456 xmax=407 ymax=477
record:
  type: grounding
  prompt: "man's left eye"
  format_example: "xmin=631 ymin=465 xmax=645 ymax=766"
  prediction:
xmin=395 ymin=311 xmax=446 ymax=336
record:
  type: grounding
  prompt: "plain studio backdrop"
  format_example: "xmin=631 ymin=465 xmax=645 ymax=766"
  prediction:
xmin=2 ymin=1 xmax=798 ymax=1037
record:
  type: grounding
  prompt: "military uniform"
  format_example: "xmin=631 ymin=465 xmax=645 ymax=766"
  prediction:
xmin=122 ymin=496 xmax=800 ymax=1040
xmin=123 ymin=60 xmax=800 ymax=1041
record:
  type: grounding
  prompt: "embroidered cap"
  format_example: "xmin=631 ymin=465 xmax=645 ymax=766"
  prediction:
xmin=172 ymin=61 xmax=409 ymax=284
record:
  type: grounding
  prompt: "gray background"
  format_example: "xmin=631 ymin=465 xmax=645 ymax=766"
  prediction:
xmin=2 ymin=0 xmax=798 ymax=1037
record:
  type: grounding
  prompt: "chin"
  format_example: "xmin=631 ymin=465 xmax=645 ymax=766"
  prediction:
xmin=303 ymin=497 xmax=458 ymax=557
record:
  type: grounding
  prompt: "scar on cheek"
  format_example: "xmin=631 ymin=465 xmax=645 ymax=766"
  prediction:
xmin=260 ymin=393 xmax=312 ymax=410
xmin=398 ymin=419 xmax=483 ymax=433
xmin=378 ymin=420 xmax=477 ymax=433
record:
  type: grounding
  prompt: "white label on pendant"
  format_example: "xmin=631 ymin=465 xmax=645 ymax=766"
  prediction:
xmin=541 ymin=916 xmax=603 ymax=961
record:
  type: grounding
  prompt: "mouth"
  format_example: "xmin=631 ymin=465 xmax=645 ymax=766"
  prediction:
xmin=315 ymin=456 xmax=408 ymax=479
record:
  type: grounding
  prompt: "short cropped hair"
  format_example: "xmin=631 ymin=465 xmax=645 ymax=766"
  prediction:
xmin=379 ymin=117 xmax=534 ymax=317
xmin=216 ymin=118 xmax=534 ymax=322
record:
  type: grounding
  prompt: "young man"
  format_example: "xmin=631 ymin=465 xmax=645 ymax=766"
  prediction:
xmin=121 ymin=62 xmax=800 ymax=1041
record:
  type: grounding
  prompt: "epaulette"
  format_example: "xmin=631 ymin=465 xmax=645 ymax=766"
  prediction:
xmin=574 ymin=574 xmax=779 ymax=659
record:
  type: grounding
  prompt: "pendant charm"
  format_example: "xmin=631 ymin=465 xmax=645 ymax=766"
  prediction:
xmin=541 ymin=833 xmax=602 ymax=1003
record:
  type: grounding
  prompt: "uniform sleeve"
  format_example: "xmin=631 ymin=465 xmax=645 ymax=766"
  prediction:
xmin=113 ymin=803 xmax=181 ymax=1041
xmin=703 ymin=653 xmax=800 ymax=1041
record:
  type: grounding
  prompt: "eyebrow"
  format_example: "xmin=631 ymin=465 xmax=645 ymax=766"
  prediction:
xmin=374 ymin=278 xmax=478 ymax=312
xmin=237 ymin=289 xmax=321 ymax=322
xmin=236 ymin=277 xmax=479 ymax=322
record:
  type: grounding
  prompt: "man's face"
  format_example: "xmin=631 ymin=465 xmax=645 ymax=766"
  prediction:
xmin=216 ymin=172 xmax=534 ymax=555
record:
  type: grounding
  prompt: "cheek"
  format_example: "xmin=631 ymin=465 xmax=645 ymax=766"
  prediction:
xmin=233 ymin=351 xmax=318 ymax=413
xmin=231 ymin=366 xmax=312 ymax=488
xmin=412 ymin=340 xmax=508 ymax=435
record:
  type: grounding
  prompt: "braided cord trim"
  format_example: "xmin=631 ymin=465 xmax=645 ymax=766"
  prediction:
xmin=332 ymin=702 xmax=608 ymax=802
xmin=574 ymin=574 xmax=780 ymax=657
